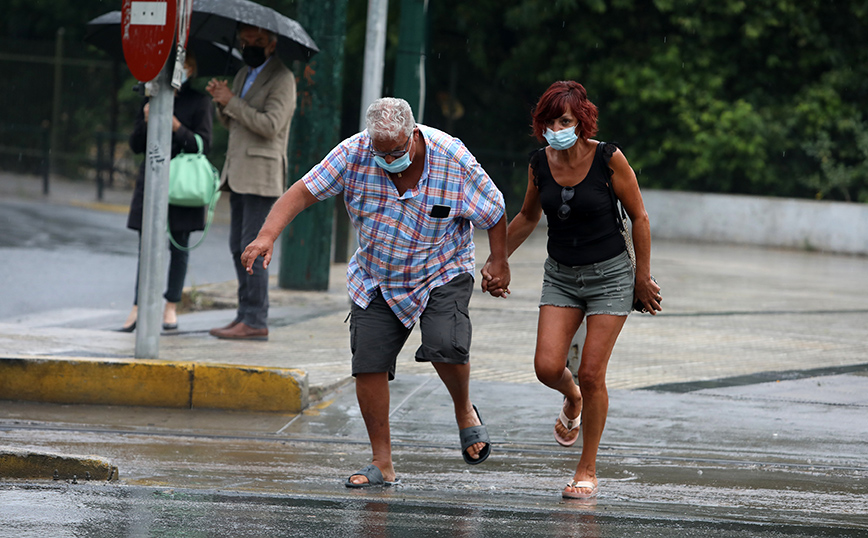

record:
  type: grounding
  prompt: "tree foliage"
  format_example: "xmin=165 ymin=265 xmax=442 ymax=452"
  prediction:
xmin=4 ymin=0 xmax=867 ymax=204
xmin=421 ymin=0 xmax=868 ymax=204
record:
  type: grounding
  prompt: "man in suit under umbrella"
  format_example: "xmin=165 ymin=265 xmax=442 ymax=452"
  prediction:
xmin=206 ymin=24 xmax=296 ymax=340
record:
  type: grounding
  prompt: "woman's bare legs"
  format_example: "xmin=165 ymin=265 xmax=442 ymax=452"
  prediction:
xmin=534 ymin=306 xmax=586 ymax=446
xmin=565 ymin=314 xmax=626 ymax=497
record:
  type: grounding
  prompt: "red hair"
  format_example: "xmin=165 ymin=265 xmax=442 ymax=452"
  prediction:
xmin=531 ymin=81 xmax=598 ymax=142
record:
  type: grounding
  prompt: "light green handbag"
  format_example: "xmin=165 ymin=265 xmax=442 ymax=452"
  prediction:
xmin=168 ymin=134 xmax=219 ymax=207
xmin=167 ymin=134 xmax=221 ymax=251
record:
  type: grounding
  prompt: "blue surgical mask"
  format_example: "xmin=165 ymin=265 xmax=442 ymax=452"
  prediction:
xmin=544 ymin=125 xmax=578 ymax=151
xmin=374 ymin=151 xmax=412 ymax=173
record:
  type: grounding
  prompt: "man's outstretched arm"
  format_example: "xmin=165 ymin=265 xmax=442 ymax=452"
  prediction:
xmin=240 ymin=181 xmax=319 ymax=274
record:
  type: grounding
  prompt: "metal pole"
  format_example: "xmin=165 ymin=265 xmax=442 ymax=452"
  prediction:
xmin=359 ymin=0 xmax=389 ymax=130
xmin=48 ymin=27 xmax=65 ymax=195
xmin=135 ymin=63 xmax=173 ymax=359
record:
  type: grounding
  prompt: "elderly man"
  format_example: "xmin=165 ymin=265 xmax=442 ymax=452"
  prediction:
xmin=205 ymin=24 xmax=296 ymax=340
xmin=241 ymin=97 xmax=510 ymax=487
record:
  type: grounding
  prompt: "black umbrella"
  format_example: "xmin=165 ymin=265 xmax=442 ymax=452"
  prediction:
xmin=85 ymin=0 xmax=318 ymax=76
xmin=85 ymin=11 xmax=244 ymax=78
xmin=189 ymin=0 xmax=319 ymax=62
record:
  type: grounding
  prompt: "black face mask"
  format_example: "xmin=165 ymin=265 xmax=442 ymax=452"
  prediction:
xmin=242 ymin=46 xmax=267 ymax=68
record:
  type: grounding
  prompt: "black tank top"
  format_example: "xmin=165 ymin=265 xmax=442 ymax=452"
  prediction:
xmin=530 ymin=142 xmax=626 ymax=266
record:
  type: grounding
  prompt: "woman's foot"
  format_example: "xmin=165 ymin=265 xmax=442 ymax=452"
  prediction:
xmin=554 ymin=396 xmax=582 ymax=446
xmin=119 ymin=306 xmax=138 ymax=332
xmin=162 ymin=302 xmax=178 ymax=330
xmin=563 ymin=475 xmax=598 ymax=499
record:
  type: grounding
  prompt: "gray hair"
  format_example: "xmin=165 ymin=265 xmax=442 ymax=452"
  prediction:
xmin=365 ymin=98 xmax=415 ymax=140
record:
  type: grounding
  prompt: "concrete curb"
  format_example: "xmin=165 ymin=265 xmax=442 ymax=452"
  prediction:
xmin=0 ymin=447 xmax=118 ymax=481
xmin=0 ymin=356 xmax=309 ymax=413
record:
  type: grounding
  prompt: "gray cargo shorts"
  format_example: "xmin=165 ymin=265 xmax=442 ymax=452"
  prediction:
xmin=349 ymin=272 xmax=474 ymax=380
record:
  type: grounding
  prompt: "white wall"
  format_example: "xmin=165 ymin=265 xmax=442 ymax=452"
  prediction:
xmin=641 ymin=190 xmax=868 ymax=255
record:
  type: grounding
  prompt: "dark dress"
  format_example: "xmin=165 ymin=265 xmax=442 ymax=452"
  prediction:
xmin=126 ymin=83 xmax=214 ymax=305
xmin=126 ymin=83 xmax=213 ymax=232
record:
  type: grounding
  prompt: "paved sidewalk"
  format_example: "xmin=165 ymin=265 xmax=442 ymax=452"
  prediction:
xmin=2 ymin=173 xmax=867 ymax=402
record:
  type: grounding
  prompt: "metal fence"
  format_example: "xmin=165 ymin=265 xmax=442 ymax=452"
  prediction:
xmin=0 ymin=31 xmax=140 ymax=197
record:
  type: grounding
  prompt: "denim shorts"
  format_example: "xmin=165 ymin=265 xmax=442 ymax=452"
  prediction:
xmin=539 ymin=251 xmax=634 ymax=316
xmin=349 ymin=273 xmax=474 ymax=380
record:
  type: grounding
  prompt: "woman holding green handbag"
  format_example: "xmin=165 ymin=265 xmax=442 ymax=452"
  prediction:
xmin=120 ymin=52 xmax=214 ymax=332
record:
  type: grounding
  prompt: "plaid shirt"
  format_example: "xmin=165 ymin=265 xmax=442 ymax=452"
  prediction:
xmin=302 ymin=125 xmax=505 ymax=327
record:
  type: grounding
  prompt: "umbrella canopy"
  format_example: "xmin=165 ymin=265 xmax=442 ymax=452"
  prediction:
xmin=189 ymin=0 xmax=319 ymax=62
xmin=85 ymin=11 xmax=244 ymax=78
xmin=85 ymin=0 xmax=318 ymax=76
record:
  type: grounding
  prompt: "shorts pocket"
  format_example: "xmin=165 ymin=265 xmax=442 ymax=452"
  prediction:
xmin=451 ymin=300 xmax=472 ymax=355
xmin=348 ymin=309 xmax=357 ymax=354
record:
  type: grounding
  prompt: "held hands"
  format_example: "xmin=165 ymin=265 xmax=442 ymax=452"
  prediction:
xmin=634 ymin=274 xmax=663 ymax=315
xmin=206 ymin=78 xmax=233 ymax=106
xmin=240 ymin=236 xmax=275 ymax=275
xmin=481 ymin=256 xmax=511 ymax=298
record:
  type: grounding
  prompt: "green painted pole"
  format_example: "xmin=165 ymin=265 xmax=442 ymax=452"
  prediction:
xmin=393 ymin=0 xmax=428 ymax=121
xmin=279 ymin=0 xmax=348 ymax=290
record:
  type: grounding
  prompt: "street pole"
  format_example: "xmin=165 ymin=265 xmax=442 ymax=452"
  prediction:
xmin=278 ymin=0 xmax=348 ymax=290
xmin=135 ymin=61 xmax=173 ymax=359
xmin=359 ymin=0 xmax=389 ymax=130
xmin=49 ymin=27 xmax=65 ymax=194
xmin=393 ymin=0 xmax=428 ymax=121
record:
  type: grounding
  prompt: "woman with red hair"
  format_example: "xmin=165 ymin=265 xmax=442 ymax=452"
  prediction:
xmin=483 ymin=80 xmax=661 ymax=499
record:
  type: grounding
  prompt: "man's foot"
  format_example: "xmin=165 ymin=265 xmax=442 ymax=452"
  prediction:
xmin=210 ymin=322 xmax=268 ymax=341
xmin=208 ymin=319 xmax=241 ymax=337
xmin=346 ymin=462 xmax=397 ymax=487
xmin=458 ymin=404 xmax=491 ymax=464
xmin=554 ymin=397 xmax=582 ymax=447
xmin=563 ymin=476 xmax=598 ymax=499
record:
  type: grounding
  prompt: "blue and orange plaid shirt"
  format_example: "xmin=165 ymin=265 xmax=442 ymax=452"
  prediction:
xmin=302 ymin=125 xmax=505 ymax=327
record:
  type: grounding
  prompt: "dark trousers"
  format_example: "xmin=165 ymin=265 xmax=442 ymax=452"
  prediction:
xmin=229 ymin=191 xmax=277 ymax=329
xmin=134 ymin=230 xmax=190 ymax=305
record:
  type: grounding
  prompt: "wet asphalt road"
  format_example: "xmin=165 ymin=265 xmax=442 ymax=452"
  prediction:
xmin=2 ymin=192 xmax=867 ymax=535
xmin=2 ymin=373 xmax=867 ymax=536
xmin=0 ymin=199 xmax=262 ymax=321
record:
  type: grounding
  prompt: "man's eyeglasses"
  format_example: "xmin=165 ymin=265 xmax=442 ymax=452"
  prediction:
xmin=557 ymin=186 xmax=574 ymax=220
xmin=370 ymin=132 xmax=412 ymax=158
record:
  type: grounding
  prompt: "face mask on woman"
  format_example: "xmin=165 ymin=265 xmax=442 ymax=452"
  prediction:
xmin=544 ymin=125 xmax=578 ymax=151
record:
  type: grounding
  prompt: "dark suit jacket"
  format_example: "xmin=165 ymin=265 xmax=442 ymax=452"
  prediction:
xmin=127 ymin=84 xmax=214 ymax=232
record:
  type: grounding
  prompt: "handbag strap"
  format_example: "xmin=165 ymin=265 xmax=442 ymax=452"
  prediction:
xmin=177 ymin=133 xmax=205 ymax=156
xmin=168 ymin=191 xmax=221 ymax=251
xmin=600 ymin=141 xmax=628 ymax=232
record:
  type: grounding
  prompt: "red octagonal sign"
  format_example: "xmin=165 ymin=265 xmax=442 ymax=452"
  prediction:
xmin=122 ymin=0 xmax=177 ymax=82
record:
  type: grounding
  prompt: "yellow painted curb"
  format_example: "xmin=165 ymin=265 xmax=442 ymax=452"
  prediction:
xmin=0 ymin=357 xmax=192 ymax=408
xmin=0 ymin=356 xmax=308 ymax=413
xmin=192 ymin=364 xmax=308 ymax=413
xmin=0 ymin=447 xmax=118 ymax=481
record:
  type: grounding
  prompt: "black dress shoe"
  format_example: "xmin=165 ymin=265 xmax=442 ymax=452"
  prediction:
xmin=117 ymin=321 xmax=136 ymax=333
xmin=162 ymin=323 xmax=178 ymax=331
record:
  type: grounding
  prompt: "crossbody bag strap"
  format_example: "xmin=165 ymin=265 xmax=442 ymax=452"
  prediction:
xmin=600 ymin=141 xmax=627 ymax=230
